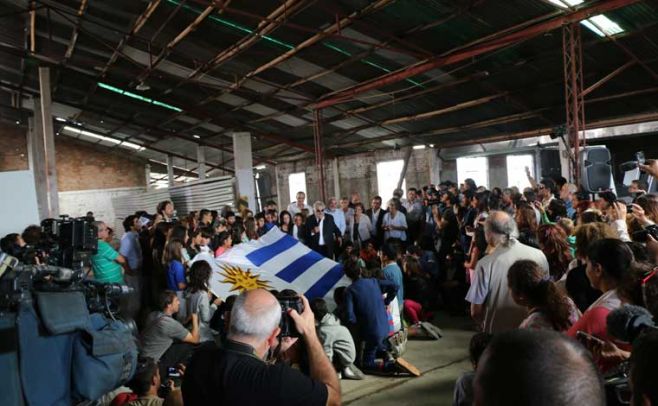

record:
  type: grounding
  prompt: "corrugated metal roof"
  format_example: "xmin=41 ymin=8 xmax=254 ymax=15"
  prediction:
xmin=0 ymin=0 xmax=656 ymax=171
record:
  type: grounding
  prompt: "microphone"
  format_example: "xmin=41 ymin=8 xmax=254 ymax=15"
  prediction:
xmin=607 ymin=304 xmax=658 ymax=343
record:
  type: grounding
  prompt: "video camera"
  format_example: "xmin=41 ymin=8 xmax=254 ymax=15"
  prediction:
xmin=21 ymin=215 xmax=98 ymax=270
xmin=0 ymin=253 xmax=132 ymax=322
xmin=278 ymin=295 xmax=304 ymax=337
xmin=0 ymin=252 xmax=137 ymax=403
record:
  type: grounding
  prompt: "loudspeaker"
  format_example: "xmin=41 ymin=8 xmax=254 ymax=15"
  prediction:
xmin=539 ymin=149 xmax=562 ymax=180
xmin=580 ymin=146 xmax=612 ymax=193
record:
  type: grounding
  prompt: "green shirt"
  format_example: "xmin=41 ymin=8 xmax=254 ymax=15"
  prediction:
xmin=91 ymin=240 xmax=124 ymax=283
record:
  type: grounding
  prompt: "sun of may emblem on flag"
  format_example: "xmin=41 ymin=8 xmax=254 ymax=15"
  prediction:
xmin=218 ymin=264 xmax=271 ymax=293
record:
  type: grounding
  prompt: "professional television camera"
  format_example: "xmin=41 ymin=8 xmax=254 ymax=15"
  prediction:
xmin=0 ymin=251 xmax=138 ymax=404
xmin=40 ymin=215 xmax=97 ymax=269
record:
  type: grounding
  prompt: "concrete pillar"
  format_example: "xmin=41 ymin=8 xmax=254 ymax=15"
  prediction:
xmin=332 ymin=158 xmax=340 ymax=198
xmin=532 ymin=148 xmax=541 ymax=184
xmin=232 ymin=132 xmax=256 ymax=210
xmin=197 ymin=145 xmax=206 ymax=180
xmin=27 ymin=67 xmax=59 ymax=219
xmin=274 ymin=165 xmax=282 ymax=210
xmin=166 ymin=155 xmax=175 ymax=187
xmin=428 ymin=148 xmax=442 ymax=184
xmin=145 ymin=164 xmax=151 ymax=190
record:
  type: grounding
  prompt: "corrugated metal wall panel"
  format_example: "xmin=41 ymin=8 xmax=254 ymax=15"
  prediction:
xmin=169 ymin=176 xmax=235 ymax=215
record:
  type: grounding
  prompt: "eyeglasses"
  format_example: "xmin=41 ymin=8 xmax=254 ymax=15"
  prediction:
xmin=642 ymin=267 xmax=657 ymax=307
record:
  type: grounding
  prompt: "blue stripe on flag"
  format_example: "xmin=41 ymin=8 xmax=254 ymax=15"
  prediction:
xmin=305 ymin=264 xmax=344 ymax=299
xmin=246 ymin=235 xmax=297 ymax=266
xmin=276 ymin=250 xmax=325 ymax=283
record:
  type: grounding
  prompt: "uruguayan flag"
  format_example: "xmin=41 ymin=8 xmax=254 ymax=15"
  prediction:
xmin=192 ymin=227 xmax=350 ymax=302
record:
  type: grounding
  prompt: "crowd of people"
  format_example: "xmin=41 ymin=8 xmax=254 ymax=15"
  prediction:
xmin=3 ymin=160 xmax=658 ymax=405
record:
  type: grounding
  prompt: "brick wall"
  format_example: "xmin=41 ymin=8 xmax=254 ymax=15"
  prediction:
xmin=0 ymin=120 xmax=147 ymax=191
xmin=55 ymin=137 xmax=146 ymax=191
xmin=0 ymin=121 xmax=29 ymax=171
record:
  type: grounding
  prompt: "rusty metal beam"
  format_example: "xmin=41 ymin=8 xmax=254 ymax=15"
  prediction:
xmin=562 ymin=23 xmax=586 ymax=183
xmin=220 ymin=4 xmax=429 ymax=59
xmin=315 ymin=0 xmax=641 ymax=109
xmin=29 ymin=1 xmax=36 ymax=52
xmin=63 ymin=0 xmax=88 ymax=61
xmin=133 ymin=2 xmax=219 ymax=86
xmin=382 ymin=92 xmax=508 ymax=126
xmin=77 ymin=0 xmax=162 ymax=109
xmin=163 ymin=0 xmax=310 ymax=93
xmin=439 ymin=111 xmax=658 ymax=148
xmin=328 ymin=83 xmax=658 ymax=151
xmin=196 ymin=0 xmax=395 ymax=102
xmin=582 ymin=60 xmax=635 ymax=96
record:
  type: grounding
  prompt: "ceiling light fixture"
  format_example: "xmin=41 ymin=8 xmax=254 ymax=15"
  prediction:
xmin=97 ymin=82 xmax=182 ymax=112
xmin=62 ymin=125 xmax=146 ymax=151
xmin=413 ymin=145 xmax=426 ymax=150
xmin=193 ymin=134 xmax=201 ymax=139
xmin=254 ymin=164 xmax=266 ymax=170
xmin=135 ymin=82 xmax=151 ymax=91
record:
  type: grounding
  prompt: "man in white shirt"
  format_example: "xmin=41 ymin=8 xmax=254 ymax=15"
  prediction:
xmin=325 ymin=197 xmax=346 ymax=235
xmin=465 ymin=211 xmax=549 ymax=333
xmin=366 ymin=196 xmax=386 ymax=247
xmin=305 ymin=201 xmax=341 ymax=258
xmin=287 ymin=191 xmax=307 ymax=216
xmin=340 ymin=197 xmax=354 ymax=228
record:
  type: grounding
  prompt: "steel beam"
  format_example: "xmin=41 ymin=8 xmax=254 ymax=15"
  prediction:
xmin=582 ymin=60 xmax=635 ymax=96
xmin=439 ymin=111 xmax=658 ymax=148
xmin=562 ymin=23 xmax=585 ymax=183
xmin=315 ymin=0 xmax=641 ymax=109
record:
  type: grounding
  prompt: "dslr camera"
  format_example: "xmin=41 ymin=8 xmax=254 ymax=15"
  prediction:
xmin=278 ymin=295 xmax=304 ymax=337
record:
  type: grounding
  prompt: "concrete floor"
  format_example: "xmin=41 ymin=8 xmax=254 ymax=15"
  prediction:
xmin=341 ymin=313 xmax=475 ymax=405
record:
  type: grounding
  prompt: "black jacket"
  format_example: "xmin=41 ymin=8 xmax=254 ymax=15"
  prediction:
xmin=304 ymin=213 xmax=341 ymax=254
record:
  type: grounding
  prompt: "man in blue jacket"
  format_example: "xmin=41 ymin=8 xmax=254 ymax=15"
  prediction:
xmin=342 ymin=259 xmax=419 ymax=376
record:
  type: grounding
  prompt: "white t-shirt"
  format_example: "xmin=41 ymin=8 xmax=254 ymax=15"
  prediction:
xmin=287 ymin=202 xmax=306 ymax=216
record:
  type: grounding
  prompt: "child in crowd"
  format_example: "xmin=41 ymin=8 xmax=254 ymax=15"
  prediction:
xmin=452 ymin=332 xmax=493 ymax=406
xmin=165 ymin=239 xmax=187 ymax=321
xmin=403 ymin=256 xmax=442 ymax=340
xmin=310 ymin=298 xmax=364 ymax=380
xmin=214 ymin=231 xmax=232 ymax=258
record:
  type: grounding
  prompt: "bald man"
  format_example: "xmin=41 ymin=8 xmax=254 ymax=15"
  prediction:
xmin=183 ymin=289 xmax=340 ymax=406
xmin=474 ymin=329 xmax=605 ymax=406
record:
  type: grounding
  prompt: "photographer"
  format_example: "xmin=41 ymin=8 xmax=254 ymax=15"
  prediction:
xmin=119 ymin=357 xmax=183 ymax=406
xmin=630 ymin=331 xmax=658 ymax=406
xmin=182 ymin=289 xmax=340 ymax=406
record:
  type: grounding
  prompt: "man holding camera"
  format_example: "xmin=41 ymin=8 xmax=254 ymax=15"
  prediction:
xmin=182 ymin=289 xmax=340 ymax=406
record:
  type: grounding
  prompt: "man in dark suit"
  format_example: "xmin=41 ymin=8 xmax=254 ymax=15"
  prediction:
xmin=365 ymin=196 xmax=387 ymax=248
xmin=305 ymin=201 xmax=342 ymax=258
